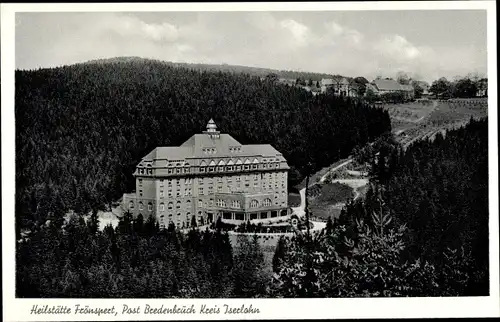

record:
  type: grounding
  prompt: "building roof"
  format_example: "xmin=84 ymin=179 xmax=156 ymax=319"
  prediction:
xmin=321 ymin=77 xmax=350 ymax=86
xmin=321 ymin=78 xmax=334 ymax=86
xmin=141 ymin=120 xmax=284 ymax=163
xmin=373 ymin=79 xmax=414 ymax=92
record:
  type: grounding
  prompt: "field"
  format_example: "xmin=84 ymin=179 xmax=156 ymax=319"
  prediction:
xmin=288 ymin=193 xmax=302 ymax=207
xmin=309 ymin=182 xmax=354 ymax=220
xmin=386 ymin=98 xmax=488 ymax=148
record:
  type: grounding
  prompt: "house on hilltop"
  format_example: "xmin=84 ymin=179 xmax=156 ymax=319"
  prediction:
xmin=321 ymin=76 xmax=355 ymax=96
xmin=369 ymin=79 xmax=415 ymax=100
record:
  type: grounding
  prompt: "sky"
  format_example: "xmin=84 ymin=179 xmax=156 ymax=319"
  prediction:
xmin=15 ymin=10 xmax=487 ymax=83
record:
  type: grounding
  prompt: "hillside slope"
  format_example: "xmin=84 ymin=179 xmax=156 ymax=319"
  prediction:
xmin=15 ymin=60 xmax=391 ymax=232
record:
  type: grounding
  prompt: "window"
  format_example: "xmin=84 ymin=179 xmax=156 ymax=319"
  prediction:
xmin=176 ymin=191 xmax=180 ymax=197
xmin=236 ymin=176 xmax=241 ymax=182
xmin=148 ymin=203 xmax=153 ymax=211
xmin=250 ymin=200 xmax=259 ymax=208
xmin=199 ymin=178 xmax=204 ymax=184
xmin=176 ymin=201 xmax=181 ymax=209
xmin=160 ymin=203 xmax=165 ymax=211
xmin=168 ymin=202 xmax=173 ymax=210
xmin=263 ymin=199 xmax=272 ymax=207
xmin=199 ymin=188 xmax=204 ymax=195
xmin=200 ymin=167 xmax=205 ymax=173
xmin=227 ymin=177 xmax=232 ymax=183
xmin=210 ymin=199 xmax=214 ymax=206
xmin=168 ymin=180 xmax=172 ymax=186
xmin=160 ymin=190 xmax=164 ymax=197
xmin=209 ymin=167 xmax=214 ymax=172
xmin=252 ymin=164 xmax=257 ymax=169
xmin=177 ymin=179 xmax=181 ymax=186
xmin=139 ymin=202 xmax=144 ymax=210
xmin=139 ymin=179 xmax=143 ymax=185
xmin=187 ymin=200 xmax=191 ymax=206
xmin=129 ymin=201 xmax=134 ymax=209
xmin=244 ymin=165 xmax=249 ymax=170
xmin=139 ymin=189 xmax=143 ymax=197
xmin=254 ymin=174 xmax=258 ymax=180
xmin=168 ymin=169 xmax=173 ymax=174
xmin=168 ymin=190 xmax=172 ymax=197
xmin=198 ymin=200 xmax=203 ymax=208
xmin=217 ymin=186 xmax=222 ymax=192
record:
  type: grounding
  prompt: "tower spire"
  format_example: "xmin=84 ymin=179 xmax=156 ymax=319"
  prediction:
xmin=204 ymin=118 xmax=220 ymax=138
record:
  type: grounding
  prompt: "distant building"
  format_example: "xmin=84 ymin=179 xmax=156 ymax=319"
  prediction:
xmin=369 ymin=79 xmax=415 ymax=100
xmin=321 ymin=77 xmax=354 ymax=96
xmin=123 ymin=119 xmax=290 ymax=229
xmin=411 ymin=80 xmax=430 ymax=97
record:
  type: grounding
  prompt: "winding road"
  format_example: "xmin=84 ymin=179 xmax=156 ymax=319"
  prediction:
xmin=291 ymin=158 xmax=359 ymax=231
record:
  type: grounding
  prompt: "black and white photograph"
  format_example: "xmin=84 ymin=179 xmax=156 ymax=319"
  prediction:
xmin=2 ymin=1 xmax=499 ymax=321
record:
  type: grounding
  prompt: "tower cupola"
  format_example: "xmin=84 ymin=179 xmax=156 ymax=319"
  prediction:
xmin=203 ymin=118 xmax=220 ymax=139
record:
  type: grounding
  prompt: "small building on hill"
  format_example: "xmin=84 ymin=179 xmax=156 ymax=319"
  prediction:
xmin=321 ymin=77 xmax=354 ymax=96
xmin=369 ymin=79 xmax=415 ymax=100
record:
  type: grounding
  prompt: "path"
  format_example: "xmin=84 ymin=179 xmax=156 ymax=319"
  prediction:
xmin=291 ymin=158 xmax=354 ymax=221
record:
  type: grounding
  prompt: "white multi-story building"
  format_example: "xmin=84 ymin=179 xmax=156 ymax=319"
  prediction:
xmin=123 ymin=119 xmax=290 ymax=229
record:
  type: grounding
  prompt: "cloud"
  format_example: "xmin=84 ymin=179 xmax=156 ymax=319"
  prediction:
xmin=104 ymin=14 xmax=179 ymax=43
xmin=280 ymin=19 xmax=310 ymax=47
xmin=373 ymin=34 xmax=424 ymax=60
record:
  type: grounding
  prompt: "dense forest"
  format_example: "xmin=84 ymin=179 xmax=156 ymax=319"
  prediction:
xmin=15 ymin=60 xmax=390 ymax=233
xmin=85 ymin=56 xmax=340 ymax=81
xmin=16 ymin=213 xmax=268 ymax=298
xmin=17 ymin=118 xmax=489 ymax=297
xmin=273 ymin=118 xmax=489 ymax=296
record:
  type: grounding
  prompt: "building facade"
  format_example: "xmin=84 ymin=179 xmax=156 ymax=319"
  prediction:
xmin=123 ymin=119 xmax=290 ymax=229
xmin=321 ymin=77 xmax=355 ymax=96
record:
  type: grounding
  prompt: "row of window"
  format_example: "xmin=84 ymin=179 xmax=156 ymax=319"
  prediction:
xmin=129 ymin=201 xmax=153 ymax=211
xmin=199 ymin=163 xmax=280 ymax=173
xmin=141 ymin=173 xmax=286 ymax=187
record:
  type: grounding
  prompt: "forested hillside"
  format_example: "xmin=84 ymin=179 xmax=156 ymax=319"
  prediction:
xmin=15 ymin=60 xmax=391 ymax=232
xmin=84 ymin=56 xmax=339 ymax=81
xmin=273 ymin=118 xmax=489 ymax=296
